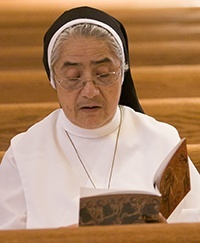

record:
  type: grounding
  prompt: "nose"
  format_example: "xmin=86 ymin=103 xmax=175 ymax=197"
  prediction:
xmin=80 ymin=81 xmax=99 ymax=98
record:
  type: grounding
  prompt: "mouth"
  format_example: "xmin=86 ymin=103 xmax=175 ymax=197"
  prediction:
xmin=79 ymin=105 xmax=101 ymax=112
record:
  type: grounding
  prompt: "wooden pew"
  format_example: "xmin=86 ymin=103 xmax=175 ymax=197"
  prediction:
xmin=1 ymin=8 xmax=200 ymax=28
xmin=0 ymin=151 xmax=4 ymax=162
xmin=0 ymin=102 xmax=59 ymax=151
xmin=133 ymin=65 xmax=200 ymax=99
xmin=0 ymin=70 xmax=57 ymax=104
xmin=141 ymin=97 xmax=200 ymax=144
xmin=0 ymin=65 xmax=200 ymax=104
xmin=1 ymin=41 xmax=200 ymax=70
xmin=129 ymin=41 xmax=200 ymax=66
xmin=1 ymin=8 xmax=200 ymax=49
xmin=0 ymin=98 xmax=199 ymax=151
xmin=1 ymin=9 xmax=200 ymax=75
xmin=1 ymin=144 xmax=199 ymax=171
xmin=1 ymin=8 xmax=200 ymax=68
xmin=0 ymin=223 xmax=200 ymax=242
xmin=0 ymin=27 xmax=46 ymax=47
xmin=1 ymin=21 xmax=200 ymax=48
xmin=188 ymin=144 xmax=200 ymax=172
xmin=125 ymin=24 xmax=200 ymax=42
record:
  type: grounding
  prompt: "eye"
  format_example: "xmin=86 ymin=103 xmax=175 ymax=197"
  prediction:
xmin=97 ymin=72 xmax=113 ymax=83
xmin=98 ymin=73 xmax=110 ymax=78
xmin=95 ymin=65 xmax=111 ymax=75
xmin=67 ymin=77 xmax=80 ymax=82
xmin=63 ymin=68 xmax=81 ymax=79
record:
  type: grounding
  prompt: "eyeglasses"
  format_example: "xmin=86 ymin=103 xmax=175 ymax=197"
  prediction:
xmin=55 ymin=71 xmax=121 ymax=91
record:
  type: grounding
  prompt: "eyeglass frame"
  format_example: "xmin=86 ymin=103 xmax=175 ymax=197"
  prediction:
xmin=54 ymin=67 xmax=122 ymax=91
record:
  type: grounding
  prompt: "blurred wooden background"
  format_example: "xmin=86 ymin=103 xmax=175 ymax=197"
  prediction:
xmin=0 ymin=7 xmax=199 ymax=170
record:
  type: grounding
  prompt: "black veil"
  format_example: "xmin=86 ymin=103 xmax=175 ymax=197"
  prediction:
xmin=43 ymin=6 xmax=144 ymax=113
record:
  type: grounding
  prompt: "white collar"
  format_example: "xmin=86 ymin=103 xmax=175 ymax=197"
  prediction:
xmin=59 ymin=106 xmax=121 ymax=138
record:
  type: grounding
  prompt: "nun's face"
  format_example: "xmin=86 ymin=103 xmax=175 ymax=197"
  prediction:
xmin=54 ymin=37 xmax=122 ymax=129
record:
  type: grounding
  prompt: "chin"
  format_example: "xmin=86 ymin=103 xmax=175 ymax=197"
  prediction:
xmin=80 ymin=119 xmax=110 ymax=129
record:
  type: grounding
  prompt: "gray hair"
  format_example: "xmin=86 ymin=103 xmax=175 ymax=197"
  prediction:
xmin=50 ymin=23 xmax=128 ymax=72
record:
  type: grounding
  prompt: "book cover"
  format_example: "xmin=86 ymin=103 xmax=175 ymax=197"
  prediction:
xmin=155 ymin=138 xmax=190 ymax=218
xmin=79 ymin=138 xmax=190 ymax=226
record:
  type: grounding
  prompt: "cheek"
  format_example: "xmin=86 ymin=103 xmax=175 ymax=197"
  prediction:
xmin=57 ymin=88 xmax=76 ymax=114
xmin=107 ymin=85 xmax=121 ymax=104
xmin=104 ymin=85 xmax=121 ymax=115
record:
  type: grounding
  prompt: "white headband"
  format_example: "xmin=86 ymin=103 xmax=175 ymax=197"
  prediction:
xmin=47 ymin=18 xmax=125 ymax=89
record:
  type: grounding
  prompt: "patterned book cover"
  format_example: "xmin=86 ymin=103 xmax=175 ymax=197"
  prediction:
xmin=79 ymin=138 xmax=190 ymax=226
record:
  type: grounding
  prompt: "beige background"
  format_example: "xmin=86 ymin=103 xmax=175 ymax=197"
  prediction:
xmin=1 ymin=0 xmax=200 ymax=10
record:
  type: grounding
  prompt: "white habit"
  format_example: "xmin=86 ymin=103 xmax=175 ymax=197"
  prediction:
xmin=0 ymin=106 xmax=199 ymax=229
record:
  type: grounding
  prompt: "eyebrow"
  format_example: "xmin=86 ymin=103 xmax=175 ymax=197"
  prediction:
xmin=62 ymin=58 xmax=113 ymax=68
xmin=62 ymin=61 xmax=79 ymax=67
xmin=91 ymin=57 xmax=113 ymax=65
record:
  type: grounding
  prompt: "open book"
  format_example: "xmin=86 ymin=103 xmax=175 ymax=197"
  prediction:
xmin=79 ymin=138 xmax=190 ymax=226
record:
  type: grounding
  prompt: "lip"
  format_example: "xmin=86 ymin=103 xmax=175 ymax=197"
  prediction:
xmin=79 ymin=105 xmax=102 ymax=113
